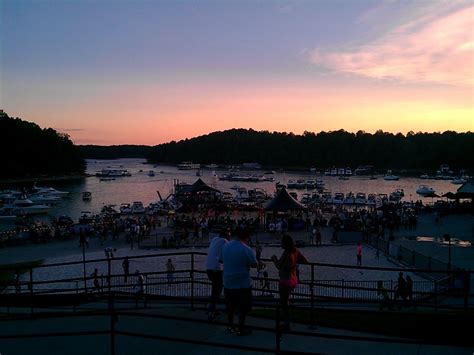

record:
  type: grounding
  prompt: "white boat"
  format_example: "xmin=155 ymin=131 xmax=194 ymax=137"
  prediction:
xmin=322 ymin=191 xmax=332 ymax=203
xmin=333 ymin=192 xmax=345 ymax=204
xmin=148 ymin=170 xmax=155 ymax=177
xmin=204 ymin=163 xmax=219 ymax=169
xmin=7 ymin=199 xmax=50 ymax=215
xmin=416 ymin=185 xmax=435 ymax=196
xmin=330 ymin=168 xmax=338 ymax=176
xmin=451 ymin=177 xmax=467 ymax=185
xmin=131 ymin=201 xmax=145 ymax=214
xmin=177 ymin=162 xmax=201 ymax=170
xmin=344 ymin=192 xmax=355 ymax=205
xmin=420 ymin=173 xmax=429 ymax=179
xmin=96 ymin=169 xmax=131 ymax=177
xmin=337 ymin=168 xmax=345 ymax=176
xmin=82 ymin=191 xmax=92 ymax=201
xmin=383 ymin=170 xmax=399 ymax=181
xmin=345 ymin=168 xmax=352 ymax=176
xmin=120 ymin=203 xmax=132 ymax=214
xmin=306 ymin=180 xmax=317 ymax=189
xmin=31 ymin=185 xmax=69 ymax=196
xmin=367 ymin=194 xmax=377 ymax=206
xmin=28 ymin=194 xmax=61 ymax=204
xmin=295 ymin=179 xmax=306 ymax=189
xmin=355 ymin=193 xmax=367 ymax=205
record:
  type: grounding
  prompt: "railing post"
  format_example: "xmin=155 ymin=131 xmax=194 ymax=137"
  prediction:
xmin=107 ymin=258 xmax=112 ymax=310
xmin=110 ymin=291 xmax=116 ymax=355
xmin=341 ymin=279 xmax=344 ymax=299
xmin=275 ymin=306 xmax=281 ymax=354
xmin=464 ymin=271 xmax=469 ymax=311
xmin=309 ymin=264 xmax=316 ymax=329
xmin=191 ymin=253 xmax=195 ymax=311
xmin=29 ymin=267 xmax=34 ymax=315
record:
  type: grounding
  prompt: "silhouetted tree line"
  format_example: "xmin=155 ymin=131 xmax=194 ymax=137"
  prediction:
xmin=0 ymin=113 xmax=85 ymax=178
xmin=79 ymin=145 xmax=152 ymax=159
xmin=147 ymin=128 xmax=474 ymax=171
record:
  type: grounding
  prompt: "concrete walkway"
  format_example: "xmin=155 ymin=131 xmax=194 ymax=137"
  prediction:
xmin=1 ymin=301 xmax=472 ymax=355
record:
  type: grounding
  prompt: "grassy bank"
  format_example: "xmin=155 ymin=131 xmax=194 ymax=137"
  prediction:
xmin=250 ymin=307 xmax=473 ymax=345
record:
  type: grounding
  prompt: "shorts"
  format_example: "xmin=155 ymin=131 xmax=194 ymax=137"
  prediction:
xmin=224 ymin=288 xmax=252 ymax=313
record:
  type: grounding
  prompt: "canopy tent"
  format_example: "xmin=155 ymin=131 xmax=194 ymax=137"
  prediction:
xmin=457 ymin=179 xmax=474 ymax=199
xmin=264 ymin=188 xmax=307 ymax=212
xmin=176 ymin=178 xmax=221 ymax=194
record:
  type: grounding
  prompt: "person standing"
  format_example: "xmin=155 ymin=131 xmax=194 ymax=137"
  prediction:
xmin=221 ymin=231 xmax=258 ymax=336
xmin=122 ymin=256 xmax=130 ymax=283
xmin=316 ymin=227 xmax=322 ymax=246
xmin=255 ymin=241 xmax=263 ymax=261
xmin=356 ymin=242 xmax=362 ymax=266
xmin=134 ymin=270 xmax=145 ymax=307
xmin=205 ymin=231 xmax=230 ymax=321
xmin=166 ymin=259 xmax=175 ymax=285
xmin=271 ymin=234 xmax=308 ymax=332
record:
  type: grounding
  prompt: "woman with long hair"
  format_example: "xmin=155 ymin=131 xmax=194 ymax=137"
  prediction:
xmin=271 ymin=234 xmax=308 ymax=331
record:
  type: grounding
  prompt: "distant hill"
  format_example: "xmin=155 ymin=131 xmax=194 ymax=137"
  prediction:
xmin=147 ymin=128 xmax=474 ymax=171
xmin=0 ymin=112 xmax=86 ymax=178
xmin=79 ymin=145 xmax=152 ymax=159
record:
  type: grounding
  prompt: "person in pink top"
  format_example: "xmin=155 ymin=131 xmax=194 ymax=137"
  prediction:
xmin=271 ymin=234 xmax=308 ymax=331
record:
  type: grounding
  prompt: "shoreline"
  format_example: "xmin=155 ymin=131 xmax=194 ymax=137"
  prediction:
xmin=0 ymin=174 xmax=87 ymax=187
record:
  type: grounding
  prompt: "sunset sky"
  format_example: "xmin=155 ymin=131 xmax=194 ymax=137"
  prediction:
xmin=1 ymin=0 xmax=473 ymax=145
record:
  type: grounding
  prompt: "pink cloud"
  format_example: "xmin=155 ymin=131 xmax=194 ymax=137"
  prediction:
xmin=311 ymin=5 xmax=474 ymax=86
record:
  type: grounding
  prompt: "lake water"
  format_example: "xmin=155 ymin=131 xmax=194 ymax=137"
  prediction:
xmin=37 ymin=158 xmax=458 ymax=222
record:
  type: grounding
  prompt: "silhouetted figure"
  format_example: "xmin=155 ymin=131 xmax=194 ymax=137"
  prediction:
xmin=122 ymin=256 xmax=130 ymax=283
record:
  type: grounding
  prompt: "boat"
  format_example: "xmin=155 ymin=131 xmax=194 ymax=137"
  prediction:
xmin=355 ymin=193 xmax=367 ymax=205
xmin=345 ymin=168 xmax=353 ymax=176
xmin=120 ymin=203 xmax=132 ymax=214
xmin=333 ymin=192 xmax=345 ymax=204
xmin=354 ymin=165 xmax=374 ymax=175
xmin=196 ymin=169 xmax=202 ymax=177
xmin=383 ymin=170 xmax=399 ymax=181
xmin=295 ymin=179 xmax=306 ymax=189
xmin=367 ymin=194 xmax=377 ymax=206
xmin=100 ymin=177 xmax=116 ymax=181
xmin=451 ymin=177 xmax=467 ymax=185
xmin=204 ymin=164 xmax=219 ymax=169
xmin=31 ymin=184 xmax=69 ymax=196
xmin=28 ymin=194 xmax=61 ymax=204
xmin=420 ymin=173 xmax=430 ymax=179
xmin=378 ymin=193 xmax=389 ymax=204
xmin=82 ymin=191 xmax=92 ymax=201
xmin=96 ymin=169 xmax=131 ymax=177
xmin=300 ymin=193 xmax=312 ymax=205
xmin=287 ymin=179 xmax=297 ymax=189
xmin=7 ymin=198 xmax=50 ymax=215
xmin=322 ymin=191 xmax=332 ymax=203
xmin=306 ymin=180 xmax=317 ymax=189
xmin=416 ymin=185 xmax=435 ymax=196
xmin=148 ymin=170 xmax=155 ymax=177
xmin=131 ymin=201 xmax=145 ymax=214
xmin=337 ymin=168 xmax=345 ymax=176
xmin=177 ymin=162 xmax=201 ymax=170
xmin=344 ymin=192 xmax=355 ymax=205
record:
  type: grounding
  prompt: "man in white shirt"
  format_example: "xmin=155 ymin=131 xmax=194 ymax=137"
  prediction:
xmin=205 ymin=229 xmax=230 ymax=320
xmin=221 ymin=231 xmax=258 ymax=335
